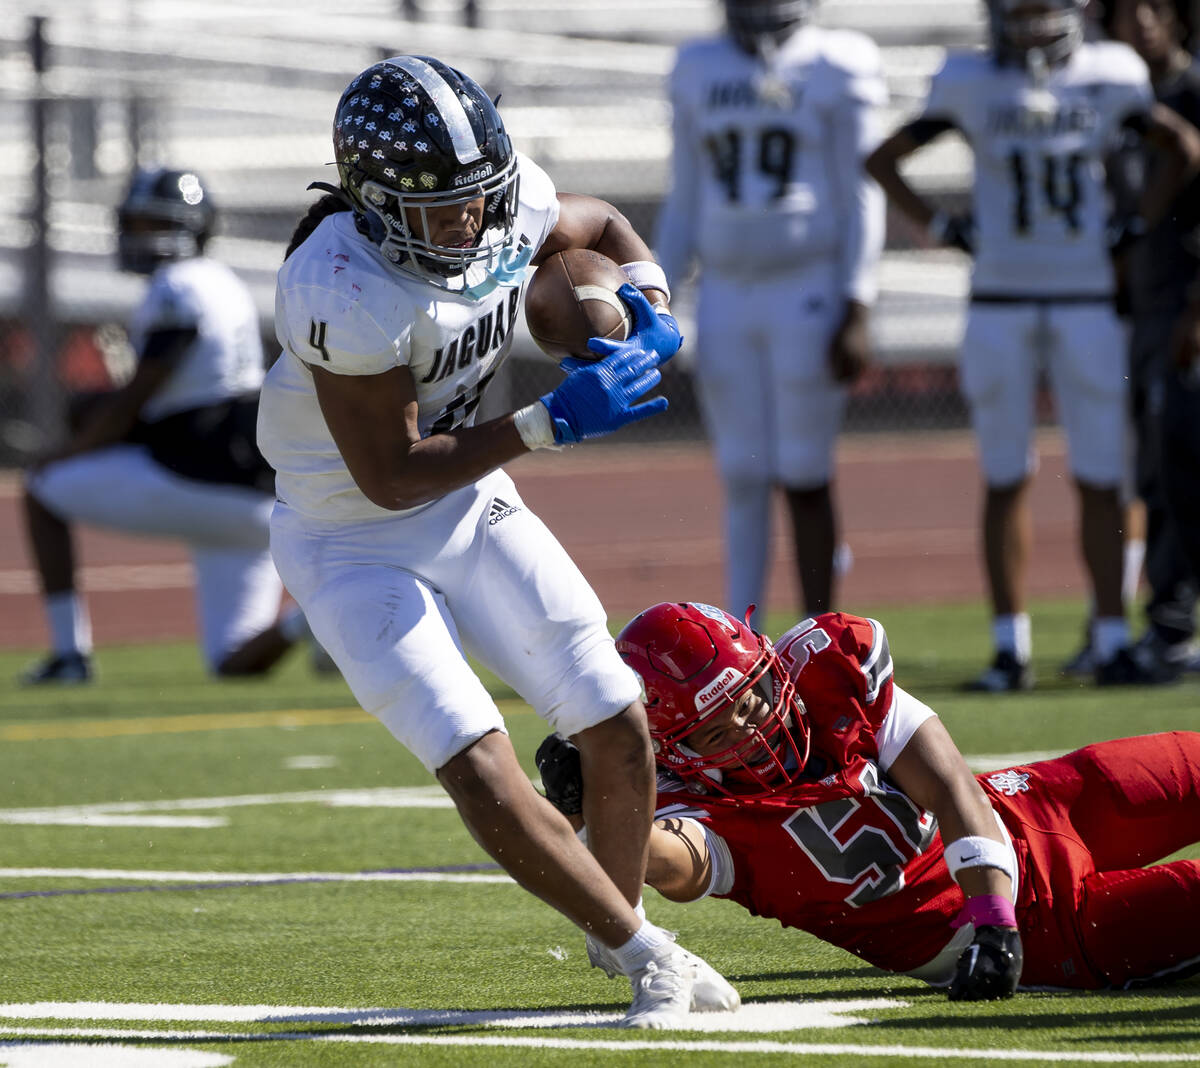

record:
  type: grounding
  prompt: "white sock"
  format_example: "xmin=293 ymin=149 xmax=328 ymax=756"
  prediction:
xmin=992 ymin=613 xmax=1031 ymax=662
xmin=1123 ymin=538 xmax=1146 ymax=605
xmin=1092 ymin=616 xmax=1130 ymax=663
xmin=46 ymin=591 xmax=91 ymax=656
xmin=611 ymin=920 xmax=671 ymax=973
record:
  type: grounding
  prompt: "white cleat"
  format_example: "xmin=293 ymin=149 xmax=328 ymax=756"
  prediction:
xmin=621 ymin=942 xmax=697 ymax=1029
xmin=588 ymin=934 xmax=740 ymax=1015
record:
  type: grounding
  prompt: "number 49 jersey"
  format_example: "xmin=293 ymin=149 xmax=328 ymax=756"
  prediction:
xmin=655 ymin=613 xmax=972 ymax=977
xmin=922 ymin=42 xmax=1152 ymax=298
xmin=656 ymin=25 xmax=886 ymax=283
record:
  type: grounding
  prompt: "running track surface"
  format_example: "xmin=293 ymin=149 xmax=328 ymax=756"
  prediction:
xmin=0 ymin=430 xmax=1090 ymax=650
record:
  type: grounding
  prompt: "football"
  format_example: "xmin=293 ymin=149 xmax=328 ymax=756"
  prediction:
xmin=524 ymin=248 xmax=632 ymax=362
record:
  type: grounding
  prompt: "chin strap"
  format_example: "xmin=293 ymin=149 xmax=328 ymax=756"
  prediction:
xmin=461 ymin=242 xmax=534 ymax=299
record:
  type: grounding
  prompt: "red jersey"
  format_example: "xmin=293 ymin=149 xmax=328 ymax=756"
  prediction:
xmin=653 ymin=614 xmax=1200 ymax=989
xmin=655 ymin=612 xmax=967 ymax=977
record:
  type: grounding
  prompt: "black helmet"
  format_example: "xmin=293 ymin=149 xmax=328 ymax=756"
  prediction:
xmin=724 ymin=0 xmax=815 ymax=53
xmin=117 ymin=167 xmax=215 ymax=274
xmin=333 ymin=55 xmax=520 ymax=284
xmin=987 ymin=0 xmax=1087 ymax=67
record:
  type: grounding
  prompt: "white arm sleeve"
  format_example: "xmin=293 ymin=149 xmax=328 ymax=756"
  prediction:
xmin=830 ymin=70 xmax=887 ymax=305
xmin=654 ymin=68 xmax=700 ymax=289
xmin=875 ymin=683 xmax=938 ymax=772
xmin=673 ymin=816 xmax=736 ymax=899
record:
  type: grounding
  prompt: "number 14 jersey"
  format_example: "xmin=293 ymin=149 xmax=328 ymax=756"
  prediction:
xmin=922 ymin=42 xmax=1152 ymax=298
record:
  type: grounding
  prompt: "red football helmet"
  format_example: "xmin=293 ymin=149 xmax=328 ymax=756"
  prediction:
xmin=616 ymin=602 xmax=809 ymax=798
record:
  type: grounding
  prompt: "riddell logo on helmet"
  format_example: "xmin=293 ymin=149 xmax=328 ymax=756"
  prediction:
xmin=452 ymin=164 xmax=495 ymax=188
xmin=695 ymin=667 xmax=744 ymax=711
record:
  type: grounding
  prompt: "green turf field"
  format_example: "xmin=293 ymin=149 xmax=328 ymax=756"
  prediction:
xmin=1 ymin=597 xmax=1197 ymax=1066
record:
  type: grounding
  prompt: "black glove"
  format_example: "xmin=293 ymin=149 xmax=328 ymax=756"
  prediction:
xmin=948 ymin=926 xmax=1023 ymax=1001
xmin=930 ymin=211 xmax=976 ymax=255
xmin=534 ymin=733 xmax=584 ymax=816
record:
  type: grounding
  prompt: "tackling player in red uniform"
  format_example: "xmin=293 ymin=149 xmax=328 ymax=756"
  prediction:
xmin=537 ymin=602 xmax=1200 ymax=999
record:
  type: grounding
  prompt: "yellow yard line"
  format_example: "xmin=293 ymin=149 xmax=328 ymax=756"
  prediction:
xmin=0 ymin=699 xmax=531 ymax=742
xmin=0 ymin=707 xmax=372 ymax=741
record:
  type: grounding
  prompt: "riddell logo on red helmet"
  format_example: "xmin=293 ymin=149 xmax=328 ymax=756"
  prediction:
xmin=695 ymin=667 xmax=744 ymax=711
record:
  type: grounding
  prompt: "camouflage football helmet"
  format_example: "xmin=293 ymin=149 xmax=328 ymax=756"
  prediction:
xmin=332 ymin=55 xmax=520 ymax=285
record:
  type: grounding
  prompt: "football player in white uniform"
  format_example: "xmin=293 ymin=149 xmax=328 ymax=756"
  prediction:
xmin=867 ymin=0 xmax=1200 ymax=690
xmin=21 ymin=167 xmax=318 ymax=684
xmin=655 ymin=0 xmax=886 ymax=626
xmin=258 ymin=55 xmax=738 ymax=1029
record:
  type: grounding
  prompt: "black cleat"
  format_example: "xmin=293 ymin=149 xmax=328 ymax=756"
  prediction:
xmin=20 ymin=651 xmax=93 ymax=686
xmin=1094 ymin=646 xmax=1181 ymax=687
xmin=965 ymin=651 xmax=1034 ymax=693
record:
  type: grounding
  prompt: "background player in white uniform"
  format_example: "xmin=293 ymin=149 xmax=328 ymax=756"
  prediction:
xmin=21 ymin=167 xmax=317 ymax=684
xmin=655 ymin=0 xmax=886 ymax=625
xmin=866 ymin=0 xmax=1200 ymax=690
xmin=258 ymin=55 xmax=738 ymax=1029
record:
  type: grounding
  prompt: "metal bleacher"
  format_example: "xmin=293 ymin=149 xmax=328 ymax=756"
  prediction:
xmin=0 ymin=0 xmax=986 ymax=450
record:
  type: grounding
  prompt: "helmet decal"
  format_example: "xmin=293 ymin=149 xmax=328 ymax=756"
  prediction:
xmin=694 ymin=666 xmax=746 ymax=712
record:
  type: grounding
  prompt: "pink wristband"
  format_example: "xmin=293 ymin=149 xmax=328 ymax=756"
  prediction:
xmin=952 ymin=894 xmax=1017 ymax=930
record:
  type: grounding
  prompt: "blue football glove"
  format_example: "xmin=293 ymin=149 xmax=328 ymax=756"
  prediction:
xmin=586 ymin=282 xmax=682 ymax=366
xmin=540 ymin=345 xmax=667 ymax=445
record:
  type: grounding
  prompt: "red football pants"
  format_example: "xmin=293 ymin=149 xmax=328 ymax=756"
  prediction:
xmin=988 ymin=731 xmax=1200 ymax=988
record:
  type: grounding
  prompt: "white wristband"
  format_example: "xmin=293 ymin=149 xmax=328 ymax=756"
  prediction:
xmin=513 ymin=401 xmax=559 ymax=451
xmin=620 ymin=260 xmax=671 ymax=304
xmin=943 ymin=832 xmax=1017 ymax=888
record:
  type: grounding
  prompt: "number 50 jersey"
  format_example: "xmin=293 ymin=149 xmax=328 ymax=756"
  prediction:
xmin=923 ymin=42 xmax=1153 ymax=298
xmin=653 ymin=613 xmax=1003 ymax=979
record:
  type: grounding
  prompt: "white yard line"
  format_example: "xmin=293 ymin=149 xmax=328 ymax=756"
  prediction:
xmin=0 ymin=868 xmax=511 ymax=884
xmin=0 ymin=1026 xmax=1195 ymax=1062
xmin=0 ymin=785 xmax=453 ymax=827
xmin=0 ymin=1000 xmax=898 ymax=1031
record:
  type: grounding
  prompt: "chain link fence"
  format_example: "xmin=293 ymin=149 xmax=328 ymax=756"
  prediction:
xmin=0 ymin=0 xmax=987 ymax=464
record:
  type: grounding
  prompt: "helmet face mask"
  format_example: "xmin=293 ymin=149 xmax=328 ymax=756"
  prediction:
xmin=116 ymin=167 xmax=214 ymax=275
xmin=334 ymin=55 xmax=520 ymax=288
xmin=988 ymin=0 xmax=1087 ymax=66
xmin=617 ymin=602 xmax=810 ymax=799
xmin=723 ymin=0 xmax=816 ymax=53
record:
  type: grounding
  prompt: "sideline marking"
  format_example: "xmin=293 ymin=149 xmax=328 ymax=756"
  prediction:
xmin=0 ymin=867 xmax=509 ymax=887
xmin=0 ymin=1026 xmax=1195 ymax=1061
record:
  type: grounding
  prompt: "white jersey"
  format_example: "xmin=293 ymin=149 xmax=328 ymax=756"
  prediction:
xmin=922 ymin=42 xmax=1153 ymax=297
xmin=132 ymin=256 xmax=265 ymax=422
xmin=655 ymin=25 xmax=886 ymax=300
xmin=260 ymin=153 xmax=560 ymax=523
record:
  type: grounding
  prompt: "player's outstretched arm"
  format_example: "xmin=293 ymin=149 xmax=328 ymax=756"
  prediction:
xmin=535 ymin=733 xmax=711 ymax=902
xmin=887 ymin=715 xmax=1022 ymax=1000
